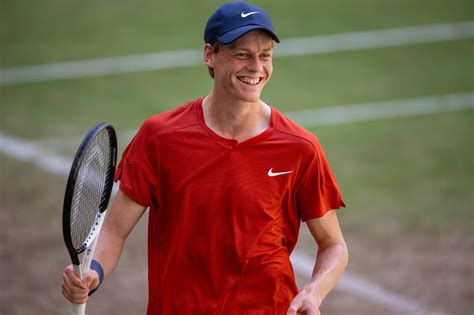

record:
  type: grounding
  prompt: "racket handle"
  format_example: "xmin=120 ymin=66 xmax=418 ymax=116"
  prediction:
xmin=71 ymin=264 xmax=86 ymax=315
xmin=71 ymin=303 xmax=86 ymax=315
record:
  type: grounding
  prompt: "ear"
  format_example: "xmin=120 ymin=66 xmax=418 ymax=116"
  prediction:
xmin=203 ymin=43 xmax=215 ymax=68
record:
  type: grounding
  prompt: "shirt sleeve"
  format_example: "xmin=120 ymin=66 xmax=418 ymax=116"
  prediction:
xmin=114 ymin=120 xmax=159 ymax=208
xmin=296 ymin=139 xmax=345 ymax=222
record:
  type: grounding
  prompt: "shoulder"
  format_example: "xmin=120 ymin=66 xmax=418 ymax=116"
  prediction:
xmin=123 ymin=98 xmax=201 ymax=159
xmin=140 ymin=98 xmax=200 ymax=137
xmin=135 ymin=98 xmax=201 ymax=145
xmin=272 ymin=107 xmax=323 ymax=155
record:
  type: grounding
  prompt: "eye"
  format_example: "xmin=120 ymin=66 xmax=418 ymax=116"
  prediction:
xmin=236 ymin=52 xmax=249 ymax=59
xmin=260 ymin=53 xmax=272 ymax=60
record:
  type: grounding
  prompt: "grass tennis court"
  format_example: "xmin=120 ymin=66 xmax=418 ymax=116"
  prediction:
xmin=1 ymin=0 xmax=473 ymax=314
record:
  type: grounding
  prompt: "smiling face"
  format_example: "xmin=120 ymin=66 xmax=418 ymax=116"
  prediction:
xmin=205 ymin=30 xmax=274 ymax=103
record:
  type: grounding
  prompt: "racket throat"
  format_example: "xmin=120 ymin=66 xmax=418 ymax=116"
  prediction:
xmin=81 ymin=236 xmax=99 ymax=274
xmin=73 ymin=264 xmax=83 ymax=279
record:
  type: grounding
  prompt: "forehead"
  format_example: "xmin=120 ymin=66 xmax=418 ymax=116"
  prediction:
xmin=229 ymin=30 xmax=274 ymax=50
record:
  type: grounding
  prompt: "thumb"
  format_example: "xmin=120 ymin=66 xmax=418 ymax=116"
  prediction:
xmin=83 ymin=270 xmax=100 ymax=290
xmin=287 ymin=301 xmax=301 ymax=315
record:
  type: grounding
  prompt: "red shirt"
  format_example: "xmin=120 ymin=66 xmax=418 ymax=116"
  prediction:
xmin=115 ymin=98 xmax=345 ymax=314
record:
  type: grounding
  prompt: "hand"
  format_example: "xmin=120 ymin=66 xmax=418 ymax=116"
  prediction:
xmin=287 ymin=287 xmax=321 ymax=315
xmin=61 ymin=265 xmax=99 ymax=304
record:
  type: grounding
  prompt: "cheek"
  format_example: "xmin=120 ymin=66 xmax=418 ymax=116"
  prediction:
xmin=265 ymin=63 xmax=273 ymax=79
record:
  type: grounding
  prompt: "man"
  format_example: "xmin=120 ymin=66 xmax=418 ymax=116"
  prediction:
xmin=61 ymin=2 xmax=348 ymax=314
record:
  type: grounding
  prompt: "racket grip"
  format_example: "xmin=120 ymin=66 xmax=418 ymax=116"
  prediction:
xmin=71 ymin=303 xmax=86 ymax=315
xmin=71 ymin=264 xmax=86 ymax=315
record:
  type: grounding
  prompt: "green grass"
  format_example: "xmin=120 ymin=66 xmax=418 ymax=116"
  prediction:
xmin=0 ymin=0 xmax=472 ymax=242
xmin=1 ymin=1 xmax=472 ymax=139
xmin=1 ymin=39 xmax=472 ymax=139
xmin=1 ymin=2 xmax=473 ymax=313
xmin=312 ymin=109 xmax=473 ymax=235
xmin=0 ymin=66 xmax=211 ymax=139
xmin=268 ymin=40 xmax=474 ymax=110
xmin=1 ymin=0 xmax=472 ymax=67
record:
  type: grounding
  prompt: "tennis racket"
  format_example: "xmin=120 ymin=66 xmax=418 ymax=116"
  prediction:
xmin=62 ymin=122 xmax=117 ymax=315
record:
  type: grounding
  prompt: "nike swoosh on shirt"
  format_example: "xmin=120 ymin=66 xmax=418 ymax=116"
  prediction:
xmin=241 ymin=11 xmax=259 ymax=18
xmin=268 ymin=168 xmax=293 ymax=177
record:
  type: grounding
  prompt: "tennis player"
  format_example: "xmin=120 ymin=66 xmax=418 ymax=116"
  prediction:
xmin=61 ymin=2 xmax=348 ymax=314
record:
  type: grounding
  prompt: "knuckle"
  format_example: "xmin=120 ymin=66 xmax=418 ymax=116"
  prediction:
xmin=73 ymin=286 xmax=87 ymax=294
xmin=72 ymin=292 xmax=87 ymax=301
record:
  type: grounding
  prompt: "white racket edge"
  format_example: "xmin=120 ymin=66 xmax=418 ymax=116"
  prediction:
xmin=70 ymin=209 xmax=108 ymax=315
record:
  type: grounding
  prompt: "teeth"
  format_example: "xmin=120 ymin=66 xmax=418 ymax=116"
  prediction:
xmin=238 ymin=77 xmax=260 ymax=85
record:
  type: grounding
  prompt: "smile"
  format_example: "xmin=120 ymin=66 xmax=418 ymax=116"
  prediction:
xmin=237 ymin=76 xmax=262 ymax=86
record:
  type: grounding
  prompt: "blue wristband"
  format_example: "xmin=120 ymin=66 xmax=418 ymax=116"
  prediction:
xmin=88 ymin=259 xmax=104 ymax=296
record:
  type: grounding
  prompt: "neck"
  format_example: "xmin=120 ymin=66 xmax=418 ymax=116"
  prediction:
xmin=202 ymin=93 xmax=271 ymax=143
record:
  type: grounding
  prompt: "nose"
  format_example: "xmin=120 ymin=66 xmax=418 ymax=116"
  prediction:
xmin=246 ymin=55 xmax=263 ymax=72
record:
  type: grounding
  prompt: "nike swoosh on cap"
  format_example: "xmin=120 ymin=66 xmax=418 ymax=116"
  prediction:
xmin=268 ymin=168 xmax=293 ymax=177
xmin=241 ymin=11 xmax=259 ymax=18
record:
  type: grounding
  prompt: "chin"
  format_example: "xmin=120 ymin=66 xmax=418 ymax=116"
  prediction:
xmin=235 ymin=87 xmax=264 ymax=103
xmin=237 ymin=93 xmax=261 ymax=103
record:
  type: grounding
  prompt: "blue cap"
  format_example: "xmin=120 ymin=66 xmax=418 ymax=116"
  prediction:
xmin=204 ymin=1 xmax=280 ymax=44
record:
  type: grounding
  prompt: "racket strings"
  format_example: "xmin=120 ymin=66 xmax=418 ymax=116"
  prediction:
xmin=70 ymin=130 xmax=112 ymax=252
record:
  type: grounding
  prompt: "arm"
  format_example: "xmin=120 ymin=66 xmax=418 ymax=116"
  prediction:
xmin=287 ymin=210 xmax=349 ymax=315
xmin=61 ymin=189 xmax=146 ymax=304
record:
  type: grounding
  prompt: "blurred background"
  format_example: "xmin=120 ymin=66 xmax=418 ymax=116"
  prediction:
xmin=1 ymin=0 xmax=472 ymax=314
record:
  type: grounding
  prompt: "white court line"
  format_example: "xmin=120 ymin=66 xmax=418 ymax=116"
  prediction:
xmin=0 ymin=134 xmax=70 ymax=176
xmin=33 ymin=93 xmax=474 ymax=155
xmin=112 ymin=93 xmax=472 ymax=142
xmin=0 ymin=134 xmax=444 ymax=315
xmin=1 ymin=21 xmax=473 ymax=85
xmin=0 ymin=131 xmax=122 ymax=193
xmin=286 ymin=93 xmax=474 ymax=128
xmin=34 ymin=93 xmax=474 ymax=148
xmin=291 ymin=253 xmax=446 ymax=315
xmin=1 ymin=93 xmax=471 ymax=315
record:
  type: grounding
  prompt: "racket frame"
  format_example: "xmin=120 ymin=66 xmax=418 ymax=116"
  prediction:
xmin=62 ymin=122 xmax=117 ymax=315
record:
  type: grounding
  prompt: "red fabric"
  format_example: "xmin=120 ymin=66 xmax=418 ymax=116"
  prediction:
xmin=114 ymin=98 xmax=345 ymax=314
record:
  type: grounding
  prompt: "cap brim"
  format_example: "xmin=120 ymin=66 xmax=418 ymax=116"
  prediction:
xmin=216 ymin=25 xmax=280 ymax=44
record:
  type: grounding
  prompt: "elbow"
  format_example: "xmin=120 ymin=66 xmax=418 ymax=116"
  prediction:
xmin=341 ymin=242 xmax=349 ymax=270
xmin=331 ymin=240 xmax=349 ymax=271
xmin=318 ymin=240 xmax=349 ymax=271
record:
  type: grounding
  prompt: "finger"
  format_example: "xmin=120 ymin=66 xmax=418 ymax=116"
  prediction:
xmin=62 ymin=286 xmax=88 ymax=304
xmin=63 ymin=272 xmax=87 ymax=292
xmin=65 ymin=268 xmax=87 ymax=289
xmin=83 ymin=270 xmax=100 ymax=290
xmin=287 ymin=302 xmax=301 ymax=315
xmin=63 ymin=273 xmax=90 ymax=300
xmin=61 ymin=282 xmax=89 ymax=304
xmin=71 ymin=291 xmax=89 ymax=304
xmin=295 ymin=302 xmax=320 ymax=315
xmin=62 ymin=281 xmax=88 ymax=299
xmin=61 ymin=281 xmax=72 ymax=300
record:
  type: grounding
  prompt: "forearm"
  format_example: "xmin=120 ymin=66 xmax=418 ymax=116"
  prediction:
xmin=305 ymin=242 xmax=348 ymax=306
xmin=91 ymin=190 xmax=146 ymax=279
xmin=92 ymin=226 xmax=127 ymax=277
xmin=61 ymin=190 xmax=145 ymax=302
